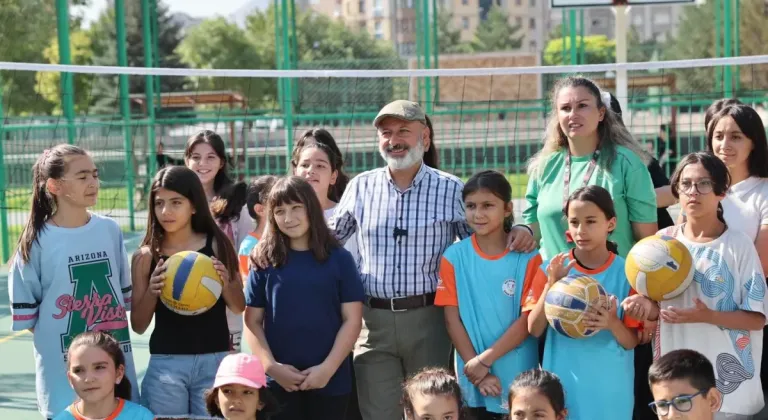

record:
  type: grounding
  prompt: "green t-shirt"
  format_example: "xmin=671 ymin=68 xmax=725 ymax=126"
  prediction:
xmin=523 ymin=146 xmax=657 ymax=259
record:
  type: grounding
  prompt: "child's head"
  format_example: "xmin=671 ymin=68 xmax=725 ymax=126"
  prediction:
xmin=293 ymin=142 xmax=341 ymax=204
xmin=18 ymin=144 xmax=95 ymax=263
xmin=184 ymin=129 xmax=232 ymax=193
xmin=562 ymin=185 xmax=618 ymax=254
xmin=246 ymin=175 xmax=278 ymax=223
xmin=707 ymin=103 xmax=768 ymax=179
xmin=462 ymin=170 xmax=514 ymax=235
xmin=205 ymin=353 xmax=278 ymax=420
xmin=143 ymin=166 xmax=239 ymax=276
xmin=508 ymin=369 xmax=567 ymax=420
xmin=252 ymin=176 xmax=339 ymax=268
xmin=704 ymin=98 xmax=742 ymax=131
xmin=66 ymin=331 xmax=131 ymax=403
xmin=402 ymin=367 xmax=467 ymax=420
xmin=292 ymin=128 xmax=350 ymax=201
xmin=670 ymin=152 xmax=730 ymax=223
xmin=648 ymin=349 xmax=721 ymax=419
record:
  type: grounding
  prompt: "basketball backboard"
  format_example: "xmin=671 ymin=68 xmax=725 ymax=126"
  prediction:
xmin=551 ymin=0 xmax=695 ymax=7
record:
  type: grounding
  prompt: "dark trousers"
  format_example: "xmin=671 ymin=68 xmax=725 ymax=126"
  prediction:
xmin=269 ymin=384 xmax=350 ymax=420
xmin=633 ymin=342 xmax=656 ymax=420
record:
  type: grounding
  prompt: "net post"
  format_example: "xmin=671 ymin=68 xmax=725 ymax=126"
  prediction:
xmin=723 ymin=0 xmax=733 ymax=97
xmin=280 ymin=0 xmax=295 ymax=171
xmin=614 ymin=5 xmax=629 ymax=120
xmin=0 ymin=74 xmax=9 ymax=263
xmin=422 ymin=0 xmax=433 ymax=113
xmin=55 ymin=0 xmax=76 ymax=145
xmin=569 ymin=10 xmax=577 ymax=65
xmin=142 ymin=0 xmax=157 ymax=179
xmin=733 ymin=0 xmax=740 ymax=93
xmin=116 ymin=0 xmax=136 ymax=231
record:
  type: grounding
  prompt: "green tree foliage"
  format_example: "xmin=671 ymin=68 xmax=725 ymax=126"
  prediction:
xmin=0 ymin=0 xmax=61 ymax=115
xmin=177 ymin=18 xmax=271 ymax=106
xmin=437 ymin=12 xmax=473 ymax=54
xmin=35 ymin=31 xmax=95 ymax=113
xmin=543 ymin=35 xmax=615 ymax=65
xmin=471 ymin=6 xmax=523 ymax=52
xmin=88 ymin=0 xmax=187 ymax=114
xmin=663 ymin=0 xmax=768 ymax=94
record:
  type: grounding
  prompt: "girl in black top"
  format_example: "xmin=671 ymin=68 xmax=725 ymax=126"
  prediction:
xmin=130 ymin=165 xmax=244 ymax=418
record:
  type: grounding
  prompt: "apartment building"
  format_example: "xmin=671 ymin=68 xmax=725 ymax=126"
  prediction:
xmin=308 ymin=0 xmax=685 ymax=57
xmin=548 ymin=3 xmax=688 ymax=42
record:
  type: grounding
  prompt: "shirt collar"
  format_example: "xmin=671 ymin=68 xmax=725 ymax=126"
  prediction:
xmin=385 ymin=162 xmax=429 ymax=191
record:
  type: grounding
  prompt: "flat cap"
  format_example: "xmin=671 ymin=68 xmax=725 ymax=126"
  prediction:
xmin=373 ymin=100 xmax=426 ymax=127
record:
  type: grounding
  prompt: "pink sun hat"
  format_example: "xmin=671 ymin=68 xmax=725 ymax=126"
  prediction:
xmin=213 ymin=353 xmax=267 ymax=389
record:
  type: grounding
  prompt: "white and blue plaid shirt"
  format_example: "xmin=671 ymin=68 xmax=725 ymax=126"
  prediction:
xmin=329 ymin=163 xmax=472 ymax=299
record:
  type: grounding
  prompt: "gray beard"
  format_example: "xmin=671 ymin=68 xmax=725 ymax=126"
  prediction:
xmin=380 ymin=139 xmax=425 ymax=171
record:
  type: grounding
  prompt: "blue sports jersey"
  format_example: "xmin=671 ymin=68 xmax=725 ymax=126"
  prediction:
xmin=537 ymin=250 xmax=639 ymax=420
xmin=54 ymin=398 xmax=154 ymax=420
xmin=436 ymin=235 xmax=542 ymax=413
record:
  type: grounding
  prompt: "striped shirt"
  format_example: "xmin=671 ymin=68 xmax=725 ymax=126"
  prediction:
xmin=329 ymin=163 xmax=471 ymax=299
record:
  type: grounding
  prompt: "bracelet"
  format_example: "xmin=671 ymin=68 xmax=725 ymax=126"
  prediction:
xmin=514 ymin=224 xmax=534 ymax=237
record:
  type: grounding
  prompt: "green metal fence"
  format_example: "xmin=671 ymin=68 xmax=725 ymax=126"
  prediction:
xmin=0 ymin=0 xmax=758 ymax=263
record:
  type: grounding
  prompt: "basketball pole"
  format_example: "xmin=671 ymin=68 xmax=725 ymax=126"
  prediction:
xmin=613 ymin=5 xmax=629 ymax=120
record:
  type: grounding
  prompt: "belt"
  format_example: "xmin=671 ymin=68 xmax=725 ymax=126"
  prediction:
xmin=366 ymin=292 xmax=436 ymax=312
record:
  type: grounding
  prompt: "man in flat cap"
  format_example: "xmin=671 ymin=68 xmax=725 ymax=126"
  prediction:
xmin=329 ymin=100 xmax=534 ymax=419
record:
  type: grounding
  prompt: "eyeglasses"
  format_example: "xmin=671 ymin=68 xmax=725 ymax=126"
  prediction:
xmin=678 ymin=180 xmax=714 ymax=195
xmin=648 ymin=390 xmax=707 ymax=416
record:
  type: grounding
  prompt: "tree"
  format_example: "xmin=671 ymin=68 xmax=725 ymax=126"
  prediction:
xmin=471 ymin=6 xmax=523 ymax=52
xmin=177 ymin=18 xmax=272 ymax=107
xmin=242 ymin=6 xmax=399 ymax=113
xmin=0 ymin=0 xmax=60 ymax=115
xmin=543 ymin=35 xmax=615 ymax=65
xmin=88 ymin=0 xmax=188 ymax=115
xmin=35 ymin=31 xmax=95 ymax=113
xmin=437 ymin=12 xmax=473 ymax=54
xmin=662 ymin=0 xmax=768 ymax=95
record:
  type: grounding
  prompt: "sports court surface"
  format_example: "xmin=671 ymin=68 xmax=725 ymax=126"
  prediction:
xmin=0 ymin=232 xmax=163 ymax=419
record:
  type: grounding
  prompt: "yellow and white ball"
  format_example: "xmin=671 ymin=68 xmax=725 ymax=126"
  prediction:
xmin=625 ymin=235 xmax=694 ymax=301
xmin=161 ymin=251 xmax=223 ymax=316
xmin=544 ymin=274 xmax=607 ymax=339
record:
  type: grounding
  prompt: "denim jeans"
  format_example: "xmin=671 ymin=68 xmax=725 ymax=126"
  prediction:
xmin=140 ymin=352 xmax=228 ymax=418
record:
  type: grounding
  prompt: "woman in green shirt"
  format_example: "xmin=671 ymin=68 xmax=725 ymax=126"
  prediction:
xmin=523 ymin=76 xmax=658 ymax=260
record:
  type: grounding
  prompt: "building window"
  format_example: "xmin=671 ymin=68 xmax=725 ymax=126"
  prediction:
xmin=529 ymin=0 xmax=535 ymax=5
xmin=375 ymin=21 xmax=384 ymax=39
xmin=359 ymin=0 xmax=365 ymax=13
xmin=515 ymin=0 xmax=521 ymax=5
xmin=515 ymin=16 xmax=522 ymax=26
xmin=462 ymin=0 xmax=468 ymax=4
xmin=360 ymin=21 xmax=367 ymax=30
xmin=529 ymin=40 xmax=537 ymax=51
xmin=529 ymin=18 xmax=535 ymax=29
xmin=462 ymin=17 xmax=470 ymax=30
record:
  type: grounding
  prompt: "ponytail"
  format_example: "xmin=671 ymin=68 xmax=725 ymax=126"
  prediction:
xmin=115 ymin=376 xmax=132 ymax=400
xmin=606 ymin=240 xmax=619 ymax=255
xmin=716 ymin=202 xmax=727 ymax=226
xmin=17 ymin=145 xmax=88 ymax=263
xmin=211 ymin=181 xmax=247 ymax=224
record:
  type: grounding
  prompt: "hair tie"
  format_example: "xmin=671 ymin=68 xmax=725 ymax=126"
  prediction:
xmin=600 ymin=91 xmax=612 ymax=107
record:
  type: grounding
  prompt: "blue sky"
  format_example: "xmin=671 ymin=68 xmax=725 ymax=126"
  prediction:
xmin=77 ymin=0 xmax=250 ymax=26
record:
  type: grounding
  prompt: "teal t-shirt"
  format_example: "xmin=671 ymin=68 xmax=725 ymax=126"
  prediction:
xmin=523 ymin=146 xmax=657 ymax=259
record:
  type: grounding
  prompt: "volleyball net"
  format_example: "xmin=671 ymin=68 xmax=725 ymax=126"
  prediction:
xmin=0 ymin=55 xmax=767 ymax=259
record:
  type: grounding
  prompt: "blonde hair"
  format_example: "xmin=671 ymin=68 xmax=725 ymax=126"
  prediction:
xmin=526 ymin=76 xmax=650 ymax=178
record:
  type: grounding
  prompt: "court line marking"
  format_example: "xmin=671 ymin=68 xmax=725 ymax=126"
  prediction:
xmin=0 ymin=329 xmax=28 ymax=344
